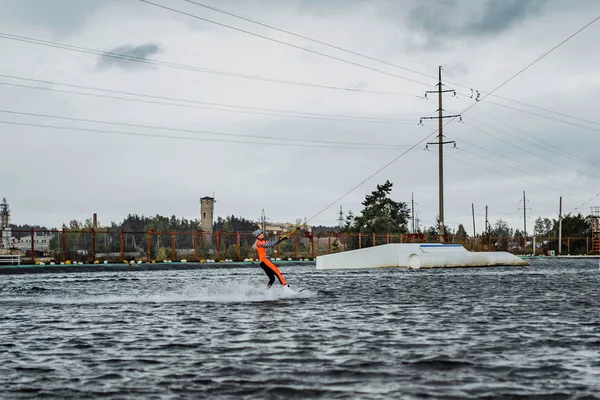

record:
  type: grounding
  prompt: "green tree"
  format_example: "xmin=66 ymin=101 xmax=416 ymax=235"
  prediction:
xmin=491 ymin=219 xmax=513 ymax=237
xmin=225 ymin=244 xmax=239 ymax=260
xmin=456 ymin=224 xmax=467 ymax=237
xmin=343 ymin=181 xmax=409 ymax=233
xmin=342 ymin=181 xmax=409 ymax=248
xmin=433 ymin=215 xmax=449 ymax=236
xmin=534 ymin=217 xmax=553 ymax=237
xmin=552 ymin=213 xmax=591 ymax=237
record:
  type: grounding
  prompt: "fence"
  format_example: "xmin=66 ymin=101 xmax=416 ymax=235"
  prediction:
xmin=1 ymin=228 xmax=597 ymax=264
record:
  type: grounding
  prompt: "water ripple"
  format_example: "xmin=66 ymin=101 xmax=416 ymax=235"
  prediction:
xmin=1 ymin=259 xmax=600 ymax=398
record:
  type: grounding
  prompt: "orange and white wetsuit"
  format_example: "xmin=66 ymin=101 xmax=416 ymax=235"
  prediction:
xmin=255 ymin=238 xmax=287 ymax=287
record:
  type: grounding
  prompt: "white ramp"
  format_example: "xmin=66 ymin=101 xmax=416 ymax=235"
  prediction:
xmin=316 ymin=243 xmax=528 ymax=270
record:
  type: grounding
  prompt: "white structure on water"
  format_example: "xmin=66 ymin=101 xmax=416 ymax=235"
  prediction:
xmin=316 ymin=243 xmax=528 ymax=270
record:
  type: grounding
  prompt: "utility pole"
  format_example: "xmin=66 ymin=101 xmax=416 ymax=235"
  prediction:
xmin=485 ymin=206 xmax=489 ymax=235
xmin=420 ymin=66 xmax=460 ymax=242
xmin=523 ymin=191 xmax=527 ymax=236
xmin=415 ymin=212 xmax=421 ymax=233
xmin=518 ymin=191 xmax=531 ymax=252
xmin=338 ymin=206 xmax=344 ymax=229
xmin=519 ymin=191 xmax=529 ymax=237
xmin=260 ymin=209 xmax=266 ymax=233
xmin=471 ymin=203 xmax=476 ymax=237
xmin=558 ymin=196 xmax=562 ymax=255
xmin=411 ymin=193 xmax=418 ymax=233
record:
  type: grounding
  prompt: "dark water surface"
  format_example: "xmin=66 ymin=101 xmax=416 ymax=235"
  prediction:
xmin=1 ymin=259 xmax=600 ymax=399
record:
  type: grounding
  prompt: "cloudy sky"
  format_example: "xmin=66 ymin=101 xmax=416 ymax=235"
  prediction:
xmin=1 ymin=0 xmax=599 ymax=234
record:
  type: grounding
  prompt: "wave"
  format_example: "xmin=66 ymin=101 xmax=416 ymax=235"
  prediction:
xmin=5 ymin=282 xmax=313 ymax=305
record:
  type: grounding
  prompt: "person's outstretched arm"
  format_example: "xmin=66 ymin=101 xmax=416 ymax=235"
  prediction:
xmin=256 ymin=237 xmax=284 ymax=248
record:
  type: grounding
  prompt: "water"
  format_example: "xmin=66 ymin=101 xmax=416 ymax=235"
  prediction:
xmin=1 ymin=259 xmax=599 ymax=399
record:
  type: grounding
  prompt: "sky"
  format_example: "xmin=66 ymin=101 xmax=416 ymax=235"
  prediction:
xmin=1 ymin=0 xmax=599 ymax=234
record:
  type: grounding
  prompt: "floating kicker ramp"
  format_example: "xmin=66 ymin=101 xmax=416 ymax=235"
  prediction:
xmin=316 ymin=243 xmax=528 ymax=270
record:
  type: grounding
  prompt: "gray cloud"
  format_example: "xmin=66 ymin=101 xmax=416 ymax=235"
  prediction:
xmin=463 ymin=0 xmax=547 ymax=36
xmin=97 ymin=43 xmax=162 ymax=69
xmin=405 ymin=0 xmax=548 ymax=49
xmin=0 ymin=0 xmax=109 ymax=34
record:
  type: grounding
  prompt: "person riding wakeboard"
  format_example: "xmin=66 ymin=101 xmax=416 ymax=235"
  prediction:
xmin=252 ymin=228 xmax=297 ymax=289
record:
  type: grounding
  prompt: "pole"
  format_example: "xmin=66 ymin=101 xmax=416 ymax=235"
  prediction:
xmin=472 ymin=203 xmax=477 ymax=250
xmin=62 ymin=227 xmax=66 ymax=262
xmin=91 ymin=228 xmax=95 ymax=262
xmin=119 ymin=229 xmax=124 ymax=262
xmin=485 ymin=205 xmax=488 ymax=236
xmin=171 ymin=230 xmax=175 ymax=261
xmin=31 ymin=227 xmax=35 ymax=264
xmin=92 ymin=213 xmax=97 ymax=262
xmin=411 ymin=192 xmax=415 ymax=233
xmin=236 ymin=232 xmax=241 ymax=261
xmin=438 ymin=66 xmax=445 ymax=242
xmin=471 ymin=203 xmax=476 ymax=237
xmin=148 ymin=230 xmax=152 ymax=261
xmin=523 ymin=191 xmax=527 ymax=237
xmin=293 ymin=234 xmax=298 ymax=259
xmin=558 ymin=196 xmax=562 ymax=255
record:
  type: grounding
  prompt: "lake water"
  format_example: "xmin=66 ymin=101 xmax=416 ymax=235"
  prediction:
xmin=1 ymin=259 xmax=599 ymax=399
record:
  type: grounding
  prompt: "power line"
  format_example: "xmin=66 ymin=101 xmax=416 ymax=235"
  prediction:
xmin=449 ymin=138 xmax=578 ymax=191
xmin=304 ymin=14 xmax=594 ymax=223
xmin=0 ymin=33 xmax=418 ymax=97
xmin=451 ymin=146 xmax=595 ymax=196
xmin=568 ymin=193 xmax=600 ymax=214
xmin=0 ymin=109 xmax=415 ymax=149
xmin=0 ymin=76 xmax=416 ymax=124
xmin=179 ymin=0 xmax=438 ymax=81
xmin=478 ymin=93 xmax=600 ymax=127
xmin=487 ymin=207 xmax=515 ymax=219
xmin=462 ymin=119 xmax=600 ymax=185
xmin=0 ymin=119 xmax=419 ymax=150
xmin=179 ymin=1 xmax=600 ymax=128
xmin=459 ymin=93 xmax=600 ymax=134
xmin=455 ymin=96 xmax=600 ymax=169
xmin=138 ymin=0 xmax=433 ymax=87
xmin=305 ymin=129 xmax=439 ymax=223
xmin=445 ymin=152 xmax=545 ymax=189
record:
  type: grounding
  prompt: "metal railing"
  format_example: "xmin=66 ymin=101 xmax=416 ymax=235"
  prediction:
xmin=1 ymin=228 xmax=596 ymax=264
xmin=0 ymin=254 xmax=20 ymax=265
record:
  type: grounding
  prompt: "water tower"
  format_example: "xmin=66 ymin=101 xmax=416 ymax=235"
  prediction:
xmin=200 ymin=195 xmax=215 ymax=238
xmin=0 ymin=198 xmax=11 ymax=249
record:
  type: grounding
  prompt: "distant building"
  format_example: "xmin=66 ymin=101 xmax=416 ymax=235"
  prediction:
xmin=263 ymin=222 xmax=312 ymax=236
xmin=13 ymin=233 xmax=55 ymax=252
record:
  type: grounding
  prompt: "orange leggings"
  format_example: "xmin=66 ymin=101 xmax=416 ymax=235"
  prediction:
xmin=260 ymin=259 xmax=287 ymax=286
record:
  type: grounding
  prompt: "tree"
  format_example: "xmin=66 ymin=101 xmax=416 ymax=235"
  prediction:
xmin=434 ymin=215 xmax=449 ymax=236
xmin=312 ymin=225 xmax=340 ymax=234
xmin=342 ymin=181 xmax=409 ymax=248
xmin=534 ymin=217 xmax=553 ymax=237
xmin=456 ymin=224 xmax=467 ymax=237
xmin=554 ymin=213 xmax=591 ymax=237
xmin=491 ymin=219 xmax=513 ymax=237
xmin=343 ymin=181 xmax=409 ymax=234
